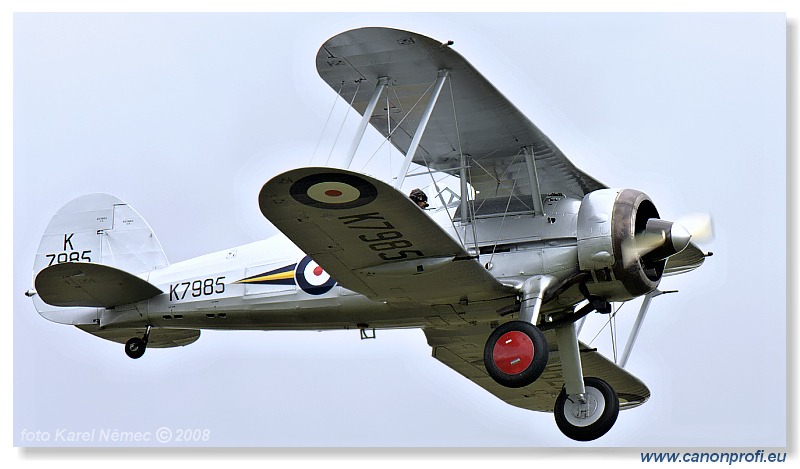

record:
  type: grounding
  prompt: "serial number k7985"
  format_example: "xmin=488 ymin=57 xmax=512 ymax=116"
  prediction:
xmin=169 ymin=277 xmax=226 ymax=302
xmin=338 ymin=212 xmax=424 ymax=261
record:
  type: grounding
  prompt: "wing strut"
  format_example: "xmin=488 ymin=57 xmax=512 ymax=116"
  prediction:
xmin=344 ymin=77 xmax=390 ymax=168
xmin=394 ymin=70 xmax=450 ymax=189
xmin=619 ymin=289 xmax=676 ymax=368
xmin=523 ymin=146 xmax=546 ymax=216
xmin=459 ymin=154 xmax=470 ymax=222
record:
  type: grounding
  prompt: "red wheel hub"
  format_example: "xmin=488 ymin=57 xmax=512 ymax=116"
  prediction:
xmin=492 ymin=331 xmax=534 ymax=375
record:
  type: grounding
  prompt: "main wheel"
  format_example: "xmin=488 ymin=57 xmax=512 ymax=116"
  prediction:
xmin=554 ymin=377 xmax=619 ymax=441
xmin=125 ymin=337 xmax=147 ymax=359
xmin=483 ymin=320 xmax=549 ymax=388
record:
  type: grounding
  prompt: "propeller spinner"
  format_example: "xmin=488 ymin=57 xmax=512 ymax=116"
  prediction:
xmin=631 ymin=213 xmax=714 ymax=262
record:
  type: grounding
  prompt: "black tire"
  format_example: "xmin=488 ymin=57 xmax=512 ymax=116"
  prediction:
xmin=125 ymin=337 xmax=147 ymax=359
xmin=483 ymin=320 xmax=549 ymax=388
xmin=554 ymin=377 xmax=619 ymax=441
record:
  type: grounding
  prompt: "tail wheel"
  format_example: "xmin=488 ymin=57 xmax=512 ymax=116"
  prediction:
xmin=554 ymin=377 xmax=619 ymax=441
xmin=125 ymin=337 xmax=147 ymax=359
xmin=483 ymin=320 xmax=549 ymax=388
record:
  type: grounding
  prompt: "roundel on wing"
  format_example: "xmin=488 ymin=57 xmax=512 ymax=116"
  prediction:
xmin=289 ymin=172 xmax=377 ymax=210
xmin=295 ymin=255 xmax=336 ymax=295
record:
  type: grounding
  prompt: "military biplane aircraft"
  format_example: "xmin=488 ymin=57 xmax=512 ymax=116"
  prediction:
xmin=27 ymin=27 xmax=712 ymax=441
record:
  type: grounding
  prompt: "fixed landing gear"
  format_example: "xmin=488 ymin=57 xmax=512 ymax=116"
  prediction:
xmin=554 ymin=377 xmax=619 ymax=441
xmin=484 ymin=274 xmax=624 ymax=441
xmin=125 ymin=338 xmax=146 ymax=359
xmin=483 ymin=320 xmax=548 ymax=388
xmin=125 ymin=325 xmax=151 ymax=359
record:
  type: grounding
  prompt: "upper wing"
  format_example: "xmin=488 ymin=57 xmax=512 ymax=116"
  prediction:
xmin=425 ymin=323 xmax=650 ymax=412
xmin=316 ymin=27 xmax=605 ymax=215
xmin=259 ymin=167 xmax=512 ymax=303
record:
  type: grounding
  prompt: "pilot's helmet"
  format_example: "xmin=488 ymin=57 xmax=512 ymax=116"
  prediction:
xmin=409 ymin=188 xmax=428 ymax=206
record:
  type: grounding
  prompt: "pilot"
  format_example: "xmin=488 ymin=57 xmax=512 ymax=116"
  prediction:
xmin=409 ymin=188 xmax=429 ymax=209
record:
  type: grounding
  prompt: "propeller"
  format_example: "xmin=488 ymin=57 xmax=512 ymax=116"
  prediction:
xmin=675 ymin=212 xmax=714 ymax=244
xmin=624 ymin=213 xmax=714 ymax=261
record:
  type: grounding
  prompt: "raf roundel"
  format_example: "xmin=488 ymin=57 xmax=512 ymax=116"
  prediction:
xmin=289 ymin=172 xmax=377 ymax=210
xmin=295 ymin=255 xmax=336 ymax=295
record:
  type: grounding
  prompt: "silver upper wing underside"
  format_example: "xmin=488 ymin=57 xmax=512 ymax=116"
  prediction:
xmin=316 ymin=27 xmax=605 ymax=213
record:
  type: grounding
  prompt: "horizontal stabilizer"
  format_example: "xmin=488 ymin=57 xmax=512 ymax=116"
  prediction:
xmin=35 ymin=262 xmax=162 ymax=308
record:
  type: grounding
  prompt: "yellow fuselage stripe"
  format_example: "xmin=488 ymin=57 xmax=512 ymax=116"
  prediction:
xmin=239 ymin=271 xmax=295 ymax=283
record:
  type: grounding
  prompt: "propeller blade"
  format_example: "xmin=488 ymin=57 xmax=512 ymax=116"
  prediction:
xmin=624 ymin=230 xmax=666 ymax=257
xmin=675 ymin=212 xmax=714 ymax=244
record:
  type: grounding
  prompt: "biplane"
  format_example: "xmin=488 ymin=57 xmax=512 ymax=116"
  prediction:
xmin=27 ymin=27 xmax=712 ymax=441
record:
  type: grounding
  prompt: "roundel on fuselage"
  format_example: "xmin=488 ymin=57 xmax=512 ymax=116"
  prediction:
xmin=295 ymin=255 xmax=336 ymax=295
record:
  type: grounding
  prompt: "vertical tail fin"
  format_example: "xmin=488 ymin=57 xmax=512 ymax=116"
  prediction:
xmin=32 ymin=193 xmax=168 ymax=324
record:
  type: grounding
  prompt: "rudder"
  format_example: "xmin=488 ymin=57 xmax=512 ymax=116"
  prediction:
xmin=34 ymin=193 xmax=168 ymax=275
xmin=32 ymin=193 xmax=168 ymax=324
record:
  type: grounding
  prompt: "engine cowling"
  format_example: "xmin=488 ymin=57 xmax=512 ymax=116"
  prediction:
xmin=576 ymin=188 xmax=665 ymax=301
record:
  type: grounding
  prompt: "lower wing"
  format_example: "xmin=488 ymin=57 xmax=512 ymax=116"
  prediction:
xmin=424 ymin=322 xmax=650 ymax=412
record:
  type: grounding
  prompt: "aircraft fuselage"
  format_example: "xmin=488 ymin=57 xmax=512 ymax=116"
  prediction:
xmin=101 ymin=195 xmax=586 ymax=334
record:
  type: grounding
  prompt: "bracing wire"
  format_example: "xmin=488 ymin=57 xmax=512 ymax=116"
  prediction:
xmin=467 ymin=153 xmax=527 ymax=216
xmin=587 ymin=301 xmax=628 ymax=348
xmin=465 ymin=147 xmax=534 ymax=216
xmin=487 ymin=178 xmax=517 ymax=267
xmin=610 ymin=309 xmax=618 ymax=363
xmin=390 ymin=84 xmax=406 ymax=125
xmin=419 ymin=152 xmax=465 ymax=247
xmin=310 ymin=81 xmax=344 ymax=165
xmin=325 ymin=80 xmax=361 ymax=166
xmin=419 ymin=170 xmax=456 ymax=199
xmin=446 ymin=78 xmax=479 ymax=252
xmin=357 ymin=79 xmax=437 ymax=173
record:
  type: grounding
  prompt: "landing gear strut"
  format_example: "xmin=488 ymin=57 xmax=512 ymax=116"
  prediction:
xmin=554 ymin=377 xmax=619 ymax=441
xmin=125 ymin=325 xmax=151 ymax=359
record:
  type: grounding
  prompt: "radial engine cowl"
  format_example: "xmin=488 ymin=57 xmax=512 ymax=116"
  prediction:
xmin=576 ymin=188 xmax=664 ymax=301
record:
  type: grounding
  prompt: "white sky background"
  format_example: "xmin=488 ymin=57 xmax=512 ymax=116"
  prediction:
xmin=8 ymin=8 xmax=789 ymax=455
